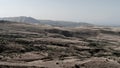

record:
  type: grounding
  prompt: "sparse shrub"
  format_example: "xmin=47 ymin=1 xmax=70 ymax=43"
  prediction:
xmin=74 ymin=64 xmax=80 ymax=68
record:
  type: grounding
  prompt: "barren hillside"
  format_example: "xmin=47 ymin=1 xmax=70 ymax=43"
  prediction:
xmin=0 ymin=21 xmax=120 ymax=68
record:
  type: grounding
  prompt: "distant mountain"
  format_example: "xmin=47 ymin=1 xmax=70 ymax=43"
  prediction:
xmin=0 ymin=16 xmax=40 ymax=23
xmin=0 ymin=16 xmax=94 ymax=27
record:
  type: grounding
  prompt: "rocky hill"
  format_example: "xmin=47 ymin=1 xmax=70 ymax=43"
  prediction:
xmin=0 ymin=21 xmax=120 ymax=68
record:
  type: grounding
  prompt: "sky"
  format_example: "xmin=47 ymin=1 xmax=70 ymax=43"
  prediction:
xmin=0 ymin=0 xmax=120 ymax=25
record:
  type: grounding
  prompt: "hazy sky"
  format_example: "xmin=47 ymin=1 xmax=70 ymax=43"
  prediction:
xmin=0 ymin=0 xmax=120 ymax=25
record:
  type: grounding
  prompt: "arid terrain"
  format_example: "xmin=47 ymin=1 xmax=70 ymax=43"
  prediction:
xmin=0 ymin=20 xmax=120 ymax=68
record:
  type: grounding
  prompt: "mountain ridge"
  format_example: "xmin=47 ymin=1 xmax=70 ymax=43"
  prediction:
xmin=0 ymin=16 xmax=94 ymax=27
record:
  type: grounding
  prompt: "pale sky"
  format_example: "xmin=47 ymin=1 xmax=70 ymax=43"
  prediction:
xmin=0 ymin=0 xmax=120 ymax=25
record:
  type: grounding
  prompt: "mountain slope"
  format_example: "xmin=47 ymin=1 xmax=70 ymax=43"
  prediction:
xmin=0 ymin=16 xmax=94 ymax=27
xmin=0 ymin=21 xmax=120 ymax=68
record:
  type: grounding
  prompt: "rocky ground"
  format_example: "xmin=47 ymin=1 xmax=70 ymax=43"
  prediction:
xmin=0 ymin=21 xmax=120 ymax=68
